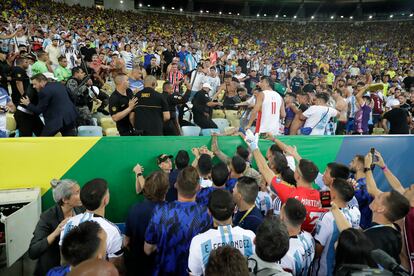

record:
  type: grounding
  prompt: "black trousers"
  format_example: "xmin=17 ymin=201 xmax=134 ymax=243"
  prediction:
xmin=164 ymin=119 xmax=180 ymax=136
xmin=14 ymin=110 xmax=44 ymax=137
xmin=194 ymin=114 xmax=218 ymax=129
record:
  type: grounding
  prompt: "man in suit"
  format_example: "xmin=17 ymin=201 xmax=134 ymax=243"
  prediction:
xmin=20 ymin=73 xmax=78 ymax=136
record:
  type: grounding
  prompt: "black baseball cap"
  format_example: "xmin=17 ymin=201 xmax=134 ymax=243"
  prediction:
xmin=157 ymin=154 xmax=173 ymax=165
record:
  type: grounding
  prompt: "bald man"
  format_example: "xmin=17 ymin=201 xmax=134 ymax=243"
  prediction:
xmin=108 ymin=73 xmax=138 ymax=135
xmin=68 ymin=259 xmax=119 ymax=276
xmin=133 ymin=75 xmax=170 ymax=135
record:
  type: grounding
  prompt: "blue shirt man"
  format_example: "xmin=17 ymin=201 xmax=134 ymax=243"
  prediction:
xmin=144 ymin=167 xmax=212 ymax=276
xmin=353 ymin=177 xmax=373 ymax=229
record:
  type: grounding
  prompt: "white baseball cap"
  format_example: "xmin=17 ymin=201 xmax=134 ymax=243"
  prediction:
xmin=202 ymin=83 xmax=212 ymax=90
xmin=43 ymin=72 xmax=57 ymax=80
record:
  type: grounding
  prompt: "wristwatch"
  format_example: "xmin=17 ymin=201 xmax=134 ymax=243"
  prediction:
xmin=364 ymin=168 xmax=371 ymax=173
xmin=136 ymin=173 xmax=143 ymax=177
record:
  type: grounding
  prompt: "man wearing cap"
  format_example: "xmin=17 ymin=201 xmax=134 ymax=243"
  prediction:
xmin=192 ymin=82 xmax=221 ymax=129
xmin=45 ymin=36 xmax=61 ymax=70
xmin=157 ymin=154 xmax=173 ymax=174
xmin=0 ymin=48 xmax=11 ymax=91
xmin=188 ymin=189 xmax=255 ymax=276
xmin=382 ymin=98 xmax=411 ymax=134
xmin=20 ymin=73 xmax=78 ymax=136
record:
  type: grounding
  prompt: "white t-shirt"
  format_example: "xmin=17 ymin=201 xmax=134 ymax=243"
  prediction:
xmin=256 ymin=90 xmax=283 ymax=135
xmin=206 ymin=75 xmax=221 ymax=97
xmin=235 ymin=73 xmax=246 ymax=82
xmin=190 ymin=71 xmax=207 ymax=92
xmin=303 ymin=106 xmax=338 ymax=135
xmin=200 ymin=178 xmax=213 ymax=188
xmin=60 ymin=212 xmax=123 ymax=259
xmin=188 ymin=225 xmax=255 ymax=276
xmin=312 ymin=207 xmax=361 ymax=276
xmin=280 ymin=231 xmax=315 ymax=276
xmin=45 ymin=45 xmax=61 ymax=66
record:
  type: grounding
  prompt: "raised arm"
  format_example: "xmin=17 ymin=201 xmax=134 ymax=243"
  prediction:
xmin=373 ymin=151 xmax=405 ymax=195
xmin=211 ymin=135 xmax=231 ymax=164
xmin=364 ymin=153 xmax=382 ymax=198
xmin=331 ymin=202 xmax=352 ymax=232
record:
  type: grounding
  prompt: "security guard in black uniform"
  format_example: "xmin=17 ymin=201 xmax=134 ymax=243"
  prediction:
xmin=11 ymin=57 xmax=43 ymax=136
xmin=162 ymin=81 xmax=191 ymax=135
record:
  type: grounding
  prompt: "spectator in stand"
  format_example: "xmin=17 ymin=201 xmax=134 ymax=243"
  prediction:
xmin=382 ymin=98 xmax=411 ymax=134
xmin=54 ymin=56 xmax=72 ymax=82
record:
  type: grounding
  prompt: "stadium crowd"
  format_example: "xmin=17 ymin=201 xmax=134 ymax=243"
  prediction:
xmin=28 ymin=134 xmax=414 ymax=276
xmin=0 ymin=0 xmax=413 ymax=137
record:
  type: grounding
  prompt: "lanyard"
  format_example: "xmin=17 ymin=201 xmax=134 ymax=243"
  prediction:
xmin=238 ymin=205 xmax=255 ymax=225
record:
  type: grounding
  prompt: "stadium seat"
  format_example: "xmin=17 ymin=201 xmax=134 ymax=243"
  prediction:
xmin=212 ymin=118 xmax=230 ymax=133
xmin=181 ymin=126 xmax=201 ymax=136
xmin=99 ymin=117 xmax=116 ymax=130
xmin=156 ymin=80 xmax=165 ymax=93
xmin=6 ymin=113 xmax=16 ymax=132
xmin=104 ymin=128 xmax=120 ymax=136
xmin=201 ymin=128 xmax=220 ymax=136
xmin=77 ymin=126 xmax=103 ymax=137
xmin=373 ymin=128 xmax=385 ymax=135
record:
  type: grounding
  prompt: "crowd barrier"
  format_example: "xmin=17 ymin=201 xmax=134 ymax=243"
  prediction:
xmin=0 ymin=136 xmax=413 ymax=222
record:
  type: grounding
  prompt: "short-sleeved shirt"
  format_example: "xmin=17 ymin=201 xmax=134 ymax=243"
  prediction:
xmin=145 ymin=201 xmax=212 ymax=276
xmin=303 ymin=106 xmax=338 ymax=135
xmin=125 ymin=199 xmax=159 ymax=275
xmin=31 ymin=60 xmax=49 ymax=75
xmin=383 ymin=108 xmax=410 ymax=134
xmin=188 ymin=225 xmax=256 ymax=276
xmin=108 ymin=89 xmax=134 ymax=135
xmin=354 ymin=103 xmax=371 ymax=134
xmin=280 ymin=231 xmax=315 ymax=276
xmin=10 ymin=66 xmax=29 ymax=106
xmin=271 ymin=177 xmax=325 ymax=233
xmin=60 ymin=213 xmax=123 ymax=259
xmin=192 ymin=90 xmax=211 ymax=117
xmin=134 ymin=87 xmax=169 ymax=136
xmin=233 ymin=206 xmax=264 ymax=233
xmin=364 ymin=223 xmax=402 ymax=264
xmin=54 ymin=66 xmax=72 ymax=82
xmin=313 ymin=208 xmax=361 ymax=276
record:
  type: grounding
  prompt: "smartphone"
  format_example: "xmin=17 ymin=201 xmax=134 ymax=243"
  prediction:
xmin=370 ymin=147 xmax=378 ymax=169
xmin=320 ymin=191 xmax=331 ymax=208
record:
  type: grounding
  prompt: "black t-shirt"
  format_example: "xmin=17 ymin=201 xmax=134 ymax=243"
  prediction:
xmin=162 ymin=91 xmax=190 ymax=119
xmin=291 ymin=77 xmax=304 ymax=93
xmin=192 ymin=90 xmax=211 ymax=117
xmin=10 ymin=66 xmax=30 ymax=106
xmin=237 ymin=58 xmax=248 ymax=74
xmin=134 ymin=87 xmax=168 ymax=135
xmin=364 ymin=223 xmax=402 ymax=264
xmin=108 ymin=89 xmax=134 ymax=135
xmin=162 ymin=50 xmax=173 ymax=66
xmin=80 ymin=46 xmax=97 ymax=62
xmin=403 ymin=76 xmax=414 ymax=90
xmin=0 ymin=59 xmax=11 ymax=90
xmin=383 ymin=108 xmax=410 ymax=134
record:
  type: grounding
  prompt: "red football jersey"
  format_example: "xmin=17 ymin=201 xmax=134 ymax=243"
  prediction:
xmin=271 ymin=176 xmax=326 ymax=233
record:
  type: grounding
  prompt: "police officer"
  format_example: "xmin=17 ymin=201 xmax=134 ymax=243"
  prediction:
xmin=0 ymin=48 xmax=11 ymax=92
xmin=134 ymin=75 xmax=170 ymax=135
xmin=192 ymin=83 xmax=222 ymax=129
xmin=11 ymin=57 xmax=43 ymax=136
xmin=108 ymin=73 xmax=138 ymax=136
xmin=162 ymin=81 xmax=191 ymax=135
xmin=20 ymin=73 xmax=78 ymax=136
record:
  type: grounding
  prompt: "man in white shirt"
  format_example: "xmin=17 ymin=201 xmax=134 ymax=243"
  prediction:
xmin=234 ymin=66 xmax=247 ymax=85
xmin=60 ymin=178 xmax=124 ymax=272
xmin=300 ymin=92 xmax=339 ymax=135
xmin=280 ymin=198 xmax=315 ymax=276
xmin=312 ymin=178 xmax=361 ymax=276
xmin=45 ymin=36 xmax=61 ymax=70
xmin=206 ymin=67 xmax=221 ymax=97
xmin=188 ymin=189 xmax=255 ymax=276
xmin=246 ymin=76 xmax=286 ymax=136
